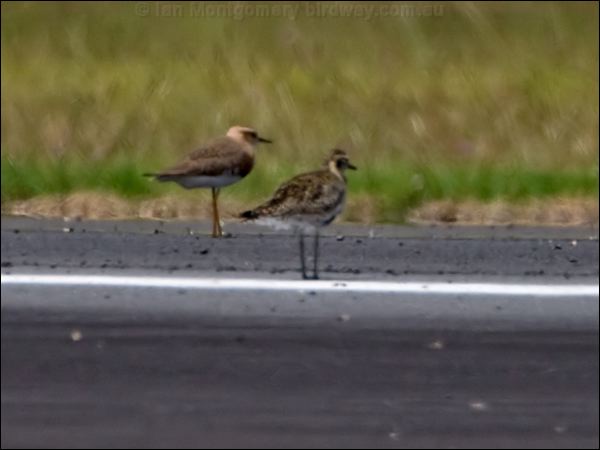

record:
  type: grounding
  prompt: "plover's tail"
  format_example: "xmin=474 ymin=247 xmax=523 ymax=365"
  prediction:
xmin=239 ymin=209 xmax=259 ymax=220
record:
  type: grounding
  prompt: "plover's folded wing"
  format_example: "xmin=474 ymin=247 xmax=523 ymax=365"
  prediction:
xmin=243 ymin=171 xmax=345 ymax=219
xmin=151 ymin=137 xmax=254 ymax=180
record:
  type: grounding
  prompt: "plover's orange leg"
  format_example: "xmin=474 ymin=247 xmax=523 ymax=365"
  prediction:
xmin=215 ymin=188 xmax=223 ymax=237
xmin=211 ymin=188 xmax=221 ymax=238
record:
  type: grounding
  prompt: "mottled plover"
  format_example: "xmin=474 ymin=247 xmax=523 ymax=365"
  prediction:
xmin=145 ymin=126 xmax=271 ymax=237
xmin=241 ymin=149 xmax=356 ymax=279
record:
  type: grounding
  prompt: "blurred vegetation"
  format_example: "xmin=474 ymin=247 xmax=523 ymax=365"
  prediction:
xmin=1 ymin=1 xmax=598 ymax=221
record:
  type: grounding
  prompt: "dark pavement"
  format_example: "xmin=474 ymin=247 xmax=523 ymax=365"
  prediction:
xmin=1 ymin=218 xmax=598 ymax=448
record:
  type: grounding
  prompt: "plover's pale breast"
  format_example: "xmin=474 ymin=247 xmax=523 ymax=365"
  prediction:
xmin=176 ymin=174 xmax=243 ymax=189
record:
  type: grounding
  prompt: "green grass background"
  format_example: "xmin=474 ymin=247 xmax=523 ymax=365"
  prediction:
xmin=1 ymin=1 xmax=598 ymax=221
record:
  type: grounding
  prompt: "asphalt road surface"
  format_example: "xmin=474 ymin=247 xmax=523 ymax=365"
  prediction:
xmin=1 ymin=217 xmax=599 ymax=448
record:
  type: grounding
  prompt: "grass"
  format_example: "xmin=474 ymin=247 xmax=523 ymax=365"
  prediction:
xmin=3 ymin=155 xmax=597 ymax=222
xmin=1 ymin=2 xmax=598 ymax=222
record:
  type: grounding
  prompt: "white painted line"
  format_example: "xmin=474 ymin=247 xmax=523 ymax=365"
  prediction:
xmin=1 ymin=273 xmax=598 ymax=297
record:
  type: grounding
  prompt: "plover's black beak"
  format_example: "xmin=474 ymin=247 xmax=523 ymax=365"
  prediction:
xmin=347 ymin=163 xmax=357 ymax=170
xmin=258 ymin=136 xmax=272 ymax=143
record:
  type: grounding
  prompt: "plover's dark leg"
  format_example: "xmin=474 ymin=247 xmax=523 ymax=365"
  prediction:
xmin=312 ymin=228 xmax=320 ymax=280
xmin=299 ymin=232 xmax=308 ymax=279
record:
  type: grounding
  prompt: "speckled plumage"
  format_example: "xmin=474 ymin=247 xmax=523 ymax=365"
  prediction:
xmin=244 ymin=168 xmax=347 ymax=228
xmin=241 ymin=149 xmax=357 ymax=279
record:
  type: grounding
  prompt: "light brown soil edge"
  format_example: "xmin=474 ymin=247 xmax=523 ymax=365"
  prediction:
xmin=2 ymin=192 xmax=598 ymax=226
xmin=408 ymin=198 xmax=599 ymax=226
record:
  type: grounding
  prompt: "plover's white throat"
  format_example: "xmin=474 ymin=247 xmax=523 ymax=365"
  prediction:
xmin=241 ymin=149 xmax=357 ymax=279
xmin=145 ymin=126 xmax=271 ymax=237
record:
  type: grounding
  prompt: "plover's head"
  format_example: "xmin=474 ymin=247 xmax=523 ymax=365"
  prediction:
xmin=227 ymin=126 xmax=272 ymax=146
xmin=328 ymin=149 xmax=357 ymax=173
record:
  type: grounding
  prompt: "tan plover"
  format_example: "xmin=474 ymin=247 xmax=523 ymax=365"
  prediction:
xmin=241 ymin=149 xmax=356 ymax=279
xmin=145 ymin=126 xmax=271 ymax=237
